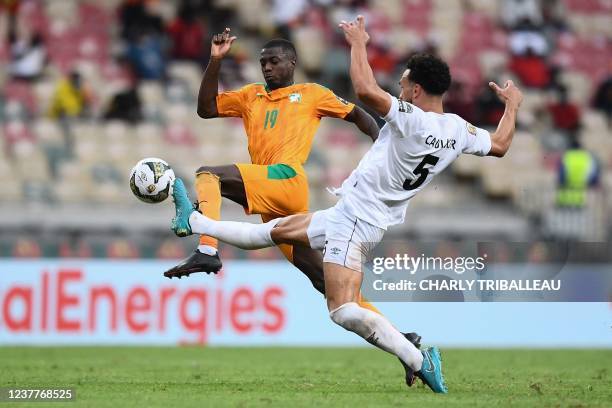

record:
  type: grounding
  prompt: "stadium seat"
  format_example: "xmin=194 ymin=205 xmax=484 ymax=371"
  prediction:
xmin=3 ymin=121 xmax=35 ymax=148
xmin=582 ymin=110 xmax=608 ymax=134
xmin=560 ymin=71 xmax=593 ymax=106
xmin=481 ymin=156 xmax=514 ymax=198
xmin=293 ymin=27 xmax=325 ymax=72
xmin=4 ymin=82 xmax=37 ymax=115
xmin=452 ymin=154 xmax=483 ymax=178
xmin=167 ymin=62 xmax=202 ymax=93
xmin=478 ymin=51 xmax=508 ymax=80
xmin=32 ymin=80 xmax=57 ymax=115
xmin=140 ymin=81 xmax=165 ymax=104
xmin=0 ymin=160 xmax=21 ymax=202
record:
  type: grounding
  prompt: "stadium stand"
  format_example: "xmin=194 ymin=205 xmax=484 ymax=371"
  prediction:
xmin=0 ymin=0 xmax=610 ymax=257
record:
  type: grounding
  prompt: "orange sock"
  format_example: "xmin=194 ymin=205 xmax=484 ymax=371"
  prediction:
xmin=195 ymin=171 xmax=221 ymax=249
xmin=358 ymin=293 xmax=382 ymax=315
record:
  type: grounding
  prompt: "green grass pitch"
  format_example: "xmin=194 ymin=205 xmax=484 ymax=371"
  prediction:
xmin=1 ymin=347 xmax=610 ymax=407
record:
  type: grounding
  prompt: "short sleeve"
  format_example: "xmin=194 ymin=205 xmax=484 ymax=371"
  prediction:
xmin=461 ymin=121 xmax=492 ymax=156
xmin=216 ymin=86 xmax=249 ymax=117
xmin=313 ymin=87 xmax=355 ymax=119
xmin=383 ymin=93 xmax=424 ymax=136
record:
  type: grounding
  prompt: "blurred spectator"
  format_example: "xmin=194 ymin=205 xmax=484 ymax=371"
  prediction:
xmin=444 ymin=81 xmax=476 ymax=124
xmin=272 ymin=0 xmax=307 ymax=40
xmin=476 ymin=81 xmax=506 ymax=126
xmin=119 ymin=0 xmax=164 ymax=41
xmin=156 ymin=239 xmax=187 ymax=259
xmin=368 ymin=44 xmax=398 ymax=90
xmin=107 ymin=239 xmax=140 ymax=258
xmin=547 ymin=86 xmax=580 ymax=133
xmin=500 ymin=0 xmax=543 ymax=29
xmin=48 ymin=71 xmax=91 ymax=119
xmin=49 ymin=71 xmax=91 ymax=153
xmin=509 ymin=47 xmax=550 ymax=88
xmin=556 ymin=136 xmax=600 ymax=208
xmin=217 ymin=51 xmax=248 ymax=90
xmin=8 ymin=31 xmax=46 ymax=81
xmin=592 ymin=76 xmax=612 ymax=122
xmin=167 ymin=5 xmax=205 ymax=62
xmin=508 ymin=19 xmax=549 ymax=56
xmin=0 ymin=0 xmax=20 ymax=27
xmin=59 ymin=240 xmax=93 ymax=258
xmin=126 ymin=31 xmax=166 ymax=80
xmin=201 ymin=0 xmax=233 ymax=35
xmin=13 ymin=238 xmax=42 ymax=258
xmin=104 ymin=85 xmax=143 ymax=124
xmin=541 ymin=0 xmax=569 ymax=33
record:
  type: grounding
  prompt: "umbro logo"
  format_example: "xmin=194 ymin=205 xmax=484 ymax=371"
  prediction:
xmin=330 ymin=247 xmax=342 ymax=256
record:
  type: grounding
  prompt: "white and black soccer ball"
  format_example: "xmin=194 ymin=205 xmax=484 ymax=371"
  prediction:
xmin=129 ymin=158 xmax=175 ymax=204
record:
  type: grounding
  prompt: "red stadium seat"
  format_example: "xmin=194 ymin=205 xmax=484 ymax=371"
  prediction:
xmin=3 ymin=82 xmax=37 ymax=114
xmin=164 ymin=123 xmax=197 ymax=146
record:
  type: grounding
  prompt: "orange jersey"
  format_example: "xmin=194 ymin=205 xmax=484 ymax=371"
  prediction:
xmin=216 ymin=83 xmax=355 ymax=166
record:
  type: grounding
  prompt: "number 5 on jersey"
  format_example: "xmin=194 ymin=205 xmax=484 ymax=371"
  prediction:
xmin=264 ymin=109 xmax=279 ymax=129
xmin=403 ymin=154 xmax=439 ymax=191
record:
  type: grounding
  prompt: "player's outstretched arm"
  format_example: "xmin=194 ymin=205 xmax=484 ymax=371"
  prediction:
xmin=487 ymin=80 xmax=523 ymax=157
xmin=197 ymin=28 xmax=237 ymax=119
xmin=339 ymin=16 xmax=391 ymax=117
xmin=344 ymin=105 xmax=380 ymax=141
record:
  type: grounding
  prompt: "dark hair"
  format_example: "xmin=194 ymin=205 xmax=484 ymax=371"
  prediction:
xmin=406 ymin=53 xmax=451 ymax=95
xmin=262 ymin=38 xmax=297 ymax=61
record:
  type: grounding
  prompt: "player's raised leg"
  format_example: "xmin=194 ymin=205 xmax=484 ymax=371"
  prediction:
xmin=164 ymin=165 xmax=246 ymax=278
xmin=170 ymin=177 xmax=283 ymax=248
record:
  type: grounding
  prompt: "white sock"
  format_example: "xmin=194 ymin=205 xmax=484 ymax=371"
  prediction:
xmin=189 ymin=212 xmax=278 ymax=250
xmin=197 ymin=245 xmax=217 ymax=256
xmin=329 ymin=302 xmax=423 ymax=371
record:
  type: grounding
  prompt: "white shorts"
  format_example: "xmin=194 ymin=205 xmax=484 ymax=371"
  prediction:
xmin=306 ymin=206 xmax=385 ymax=272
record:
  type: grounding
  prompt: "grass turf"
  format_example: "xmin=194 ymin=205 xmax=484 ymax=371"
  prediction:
xmin=1 ymin=347 xmax=610 ymax=407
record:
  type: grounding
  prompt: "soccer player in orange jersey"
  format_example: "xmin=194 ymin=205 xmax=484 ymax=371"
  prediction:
xmin=163 ymin=28 xmax=403 ymax=320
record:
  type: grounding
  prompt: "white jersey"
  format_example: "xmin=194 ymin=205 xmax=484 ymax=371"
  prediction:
xmin=334 ymin=94 xmax=492 ymax=229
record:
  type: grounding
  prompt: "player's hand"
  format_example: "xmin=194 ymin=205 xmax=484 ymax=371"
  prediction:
xmin=211 ymin=28 xmax=237 ymax=59
xmin=338 ymin=15 xmax=370 ymax=46
xmin=489 ymin=80 xmax=523 ymax=109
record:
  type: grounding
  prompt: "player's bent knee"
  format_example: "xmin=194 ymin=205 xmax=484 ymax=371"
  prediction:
xmin=269 ymin=222 xmax=289 ymax=245
xmin=270 ymin=215 xmax=311 ymax=246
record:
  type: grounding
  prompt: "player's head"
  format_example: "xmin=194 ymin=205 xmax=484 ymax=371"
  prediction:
xmin=260 ymin=39 xmax=297 ymax=90
xmin=399 ymin=54 xmax=451 ymax=104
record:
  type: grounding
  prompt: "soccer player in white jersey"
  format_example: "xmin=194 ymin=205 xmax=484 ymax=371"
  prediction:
xmin=168 ymin=16 xmax=522 ymax=393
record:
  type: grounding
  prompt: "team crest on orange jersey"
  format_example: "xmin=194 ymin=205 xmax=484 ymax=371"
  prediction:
xmin=289 ymin=93 xmax=302 ymax=103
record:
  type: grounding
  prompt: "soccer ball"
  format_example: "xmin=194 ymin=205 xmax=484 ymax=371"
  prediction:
xmin=129 ymin=158 xmax=175 ymax=204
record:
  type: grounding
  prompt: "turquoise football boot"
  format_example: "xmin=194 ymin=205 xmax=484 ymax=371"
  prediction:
xmin=416 ymin=346 xmax=448 ymax=394
xmin=171 ymin=178 xmax=195 ymax=237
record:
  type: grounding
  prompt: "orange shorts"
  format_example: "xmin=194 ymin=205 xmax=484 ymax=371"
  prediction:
xmin=236 ymin=163 xmax=309 ymax=263
xmin=235 ymin=163 xmax=309 ymax=217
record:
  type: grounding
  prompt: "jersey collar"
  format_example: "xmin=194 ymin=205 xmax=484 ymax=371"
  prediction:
xmin=256 ymin=83 xmax=303 ymax=101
